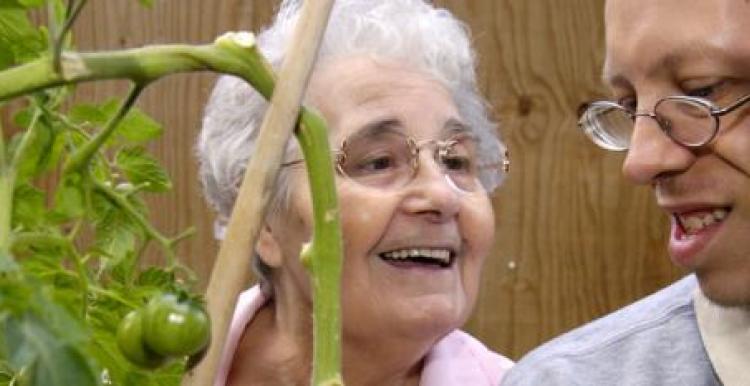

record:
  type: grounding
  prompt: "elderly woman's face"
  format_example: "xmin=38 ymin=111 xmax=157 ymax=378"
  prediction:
xmin=268 ymin=56 xmax=495 ymax=340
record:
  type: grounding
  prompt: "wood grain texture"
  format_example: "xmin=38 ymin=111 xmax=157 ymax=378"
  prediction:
xmin=3 ymin=0 xmax=683 ymax=361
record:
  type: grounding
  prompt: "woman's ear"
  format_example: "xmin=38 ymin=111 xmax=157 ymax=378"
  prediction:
xmin=255 ymin=222 xmax=283 ymax=268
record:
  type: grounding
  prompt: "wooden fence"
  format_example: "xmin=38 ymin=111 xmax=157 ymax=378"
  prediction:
xmin=4 ymin=0 xmax=683 ymax=360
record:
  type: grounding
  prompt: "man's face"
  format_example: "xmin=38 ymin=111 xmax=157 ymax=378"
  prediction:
xmin=604 ymin=0 xmax=750 ymax=306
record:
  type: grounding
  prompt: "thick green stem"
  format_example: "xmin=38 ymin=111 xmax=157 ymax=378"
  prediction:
xmin=0 ymin=39 xmax=275 ymax=102
xmin=297 ymin=110 xmax=344 ymax=386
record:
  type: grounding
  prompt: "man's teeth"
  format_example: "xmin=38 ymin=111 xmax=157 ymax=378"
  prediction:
xmin=678 ymin=209 xmax=728 ymax=235
xmin=380 ymin=248 xmax=452 ymax=265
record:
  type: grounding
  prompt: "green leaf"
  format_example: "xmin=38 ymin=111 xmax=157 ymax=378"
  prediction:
xmin=26 ymin=344 xmax=100 ymax=386
xmin=11 ymin=109 xmax=56 ymax=183
xmin=136 ymin=268 xmax=175 ymax=290
xmin=51 ymin=174 xmax=85 ymax=221
xmin=116 ymin=147 xmax=171 ymax=192
xmin=117 ymin=107 xmax=163 ymax=143
xmin=137 ymin=0 xmax=154 ymax=8
xmin=69 ymin=100 xmax=163 ymax=143
xmin=68 ymin=103 xmax=110 ymax=127
xmin=12 ymin=183 xmax=46 ymax=230
xmin=0 ymin=271 xmax=29 ymax=314
xmin=0 ymin=4 xmax=47 ymax=68
xmin=92 ymin=192 xmax=141 ymax=264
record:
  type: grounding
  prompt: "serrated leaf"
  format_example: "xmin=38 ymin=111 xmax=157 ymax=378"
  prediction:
xmin=117 ymin=108 xmax=163 ymax=143
xmin=69 ymin=100 xmax=163 ymax=143
xmin=0 ymin=5 xmax=46 ymax=67
xmin=92 ymin=192 xmax=140 ymax=264
xmin=68 ymin=103 xmax=110 ymax=127
xmin=116 ymin=147 xmax=171 ymax=192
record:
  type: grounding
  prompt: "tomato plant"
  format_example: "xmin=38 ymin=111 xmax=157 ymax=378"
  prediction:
xmin=0 ymin=1 xmax=204 ymax=385
xmin=0 ymin=0 xmax=344 ymax=385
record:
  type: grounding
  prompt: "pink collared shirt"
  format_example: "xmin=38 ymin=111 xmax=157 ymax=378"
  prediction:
xmin=215 ymin=286 xmax=514 ymax=385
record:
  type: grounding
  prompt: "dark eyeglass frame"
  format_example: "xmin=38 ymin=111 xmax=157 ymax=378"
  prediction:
xmin=282 ymin=132 xmax=510 ymax=192
xmin=579 ymin=93 xmax=750 ymax=151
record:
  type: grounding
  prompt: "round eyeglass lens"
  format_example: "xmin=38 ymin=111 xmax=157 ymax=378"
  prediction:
xmin=338 ymin=130 xmax=414 ymax=189
xmin=437 ymin=135 xmax=482 ymax=192
xmin=580 ymin=102 xmax=633 ymax=151
xmin=654 ymin=98 xmax=715 ymax=147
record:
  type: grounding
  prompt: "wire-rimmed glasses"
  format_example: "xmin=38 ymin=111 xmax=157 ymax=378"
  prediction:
xmin=578 ymin=93 xmax=750 ymax=151
xmin=285 ymin=129 xmax=510 ymax=193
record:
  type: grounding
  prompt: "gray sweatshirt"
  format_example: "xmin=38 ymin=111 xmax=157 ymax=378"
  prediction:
xmin=501 ymin=275 xmax=721 ymax=386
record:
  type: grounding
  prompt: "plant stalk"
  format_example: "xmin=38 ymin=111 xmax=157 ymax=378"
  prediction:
xmin=0 ymin=43 xmax=275 ymax=103
xmin=0 ymin=12 xmax=341 ymax=384
xmin=297 ymin=109 xmax=344 ymax=386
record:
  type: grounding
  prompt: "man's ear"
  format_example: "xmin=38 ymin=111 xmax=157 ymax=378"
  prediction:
xmin=256 ymin=222 xmax=283 ymax=268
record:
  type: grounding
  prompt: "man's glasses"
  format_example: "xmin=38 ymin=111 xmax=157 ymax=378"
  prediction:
xmin=578 ymin=93 xmax=750 ymax=151
xmin=285 ymin=129 xmax=510 ymax=193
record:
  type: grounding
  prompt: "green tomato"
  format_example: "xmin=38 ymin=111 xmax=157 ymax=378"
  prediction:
xmin=142 ymin=293 xmax=211 ymax=357
xmin=116 ymin=310 xmax=167 ymax=369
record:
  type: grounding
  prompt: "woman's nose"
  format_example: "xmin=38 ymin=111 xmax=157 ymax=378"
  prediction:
xmin=622 ymin=114 xmax=696 ymax=184
xmin=401 ymin=155 xmax=462 ymax=222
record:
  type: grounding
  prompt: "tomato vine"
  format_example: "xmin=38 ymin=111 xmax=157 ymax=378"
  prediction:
xmin=0 ymin=1 xmax=343 ymax=386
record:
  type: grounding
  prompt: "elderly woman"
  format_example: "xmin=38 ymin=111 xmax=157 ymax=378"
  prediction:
xmin=196 ymin=0 xmax=512 ymax=384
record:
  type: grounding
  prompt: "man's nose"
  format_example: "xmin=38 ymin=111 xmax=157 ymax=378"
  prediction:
xmin=622 ymin=114 xmax=696 ymax=184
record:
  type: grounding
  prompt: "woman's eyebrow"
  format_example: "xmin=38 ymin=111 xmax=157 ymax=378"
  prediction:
xmin=354 ymin=117 xmax=403 ymax=138
xmin=443 ymin=118 xmax=472 ymax=136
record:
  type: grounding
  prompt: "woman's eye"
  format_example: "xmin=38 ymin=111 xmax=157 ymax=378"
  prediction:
xmin=442 ymin=155 xmax=472 ymax=173
xmin=357 ymin=155 xmax=397 ymax=173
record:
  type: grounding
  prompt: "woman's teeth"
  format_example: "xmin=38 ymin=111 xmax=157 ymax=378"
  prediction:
xmin=380 ymin=248 xmax=453 ymax=266
xmin=677 ymin=208 xmax=728 ymax=235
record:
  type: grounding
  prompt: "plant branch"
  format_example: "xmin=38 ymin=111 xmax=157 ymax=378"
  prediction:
xmin=63 ymin=84 xmax=143 ymax=174
xmin=54 ymin=0 xmax=89 ymax=73
xmin=297 ymin=109 xmax=344 ymax=386
xmin=0 ymin=39 xmax=275 ymax=103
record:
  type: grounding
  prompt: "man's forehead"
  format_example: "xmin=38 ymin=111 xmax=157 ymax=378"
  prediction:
xmin=602 ymin=0 xmax=750 ymax=87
